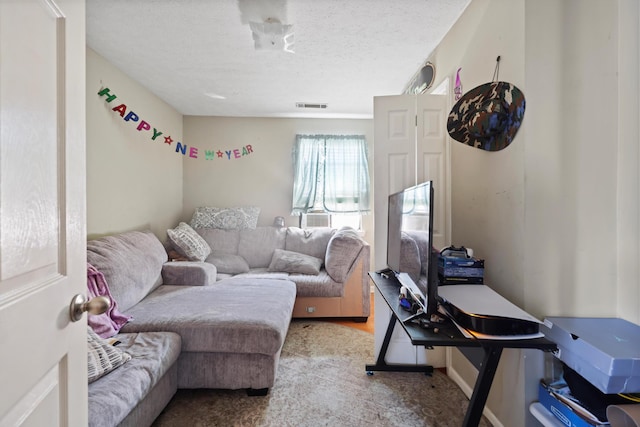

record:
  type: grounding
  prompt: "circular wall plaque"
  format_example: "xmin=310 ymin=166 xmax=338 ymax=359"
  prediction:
xmin=407 ymin=62 xmax=435 ymax=94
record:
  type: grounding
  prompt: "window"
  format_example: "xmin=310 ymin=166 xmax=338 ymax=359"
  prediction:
xmin=291 ymin=134 xmax=370 ymax=228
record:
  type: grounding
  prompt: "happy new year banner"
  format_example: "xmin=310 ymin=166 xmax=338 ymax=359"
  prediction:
xmin=97 ymin=87 xmax=254 ymax=161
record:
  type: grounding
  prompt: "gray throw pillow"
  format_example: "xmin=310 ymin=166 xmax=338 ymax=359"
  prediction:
xmin=87 ymin=327 xmax=131 ymax=383
xmin=268 ymin=249 xmax=323 ymax=275
xmin=205 ymin=251 xmax=250 ymax=274
xmin=167 ymin=222 xmax=212 ymax=262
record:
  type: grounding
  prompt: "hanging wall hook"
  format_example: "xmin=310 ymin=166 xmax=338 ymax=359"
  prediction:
xmin=492 ymin=56 xmax=501 ymax=81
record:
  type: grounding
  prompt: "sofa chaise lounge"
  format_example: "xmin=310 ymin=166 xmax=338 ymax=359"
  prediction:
xmin=86 ymin=230 xmax=297 ymax=426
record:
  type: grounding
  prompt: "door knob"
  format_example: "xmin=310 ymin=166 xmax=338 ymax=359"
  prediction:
xmin=69 ymin=294 xmax=110 ymax=322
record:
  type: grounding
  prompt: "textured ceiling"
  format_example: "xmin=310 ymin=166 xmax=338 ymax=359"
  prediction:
xmin=86 ymin=0 xmax=470 ymax=118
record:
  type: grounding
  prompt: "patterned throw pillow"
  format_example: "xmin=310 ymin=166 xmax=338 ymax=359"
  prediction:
xmin=190 ymin=206 xmax=260 ymax=230
xmin=167 ymin=222 xmax=212 ymax=261
xmin=87 ymin=327 xmax=131 ymax=383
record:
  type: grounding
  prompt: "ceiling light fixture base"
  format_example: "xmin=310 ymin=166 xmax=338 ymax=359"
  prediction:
xmin=249 ymin=19 xmax=294 ymax=53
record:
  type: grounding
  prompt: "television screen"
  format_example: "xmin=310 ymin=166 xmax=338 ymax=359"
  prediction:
xmin=386 ymin=181 xmax=437 ymax=317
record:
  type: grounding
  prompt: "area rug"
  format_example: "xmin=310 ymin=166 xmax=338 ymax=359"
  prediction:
xmin=152 ymin=320 xmax=490 ymax=427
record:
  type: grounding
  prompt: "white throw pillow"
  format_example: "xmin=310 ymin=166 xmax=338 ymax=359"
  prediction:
xmin=190 ymin=206 xmax=260 ymax=230
xmin=167 ymin=222 xmax=212 ymax=261
xmin=87 ymin=327 xmax=131 ymax=383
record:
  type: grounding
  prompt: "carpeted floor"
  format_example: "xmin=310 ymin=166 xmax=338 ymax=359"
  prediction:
xmin=152 ymin=320 xmax=490 ymax=427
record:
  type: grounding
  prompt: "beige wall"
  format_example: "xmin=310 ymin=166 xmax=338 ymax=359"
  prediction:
xmin=86 ymin=48 xmax=183 ymax=240
xmin=616 ymin=0 xmax=640 ymax=323
xmin=428 ymin=0 xmax=639 ymax=426
xmin=181 ymin=116 xmax=374 ymax=243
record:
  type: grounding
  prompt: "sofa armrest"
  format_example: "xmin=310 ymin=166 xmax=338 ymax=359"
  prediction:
xmin=325 ymin=227 xmax=367 ymax=283
xmin=161 ymin=261 xmax=217 ymax=286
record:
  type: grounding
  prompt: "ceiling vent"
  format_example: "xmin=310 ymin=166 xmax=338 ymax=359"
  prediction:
xmin=296 ymin=102 xmax=328 ymax=109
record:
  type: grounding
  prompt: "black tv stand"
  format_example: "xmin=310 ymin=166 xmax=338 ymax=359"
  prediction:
xmin=374 ymin=268 xmax=394 ymax=278
xmin=365 ymin=312 xmax=434 ymax=376
xmin=366 ymin=272 xmax=557 ymax=427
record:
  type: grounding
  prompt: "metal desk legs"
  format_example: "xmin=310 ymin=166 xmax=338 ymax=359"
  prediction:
xmin=365 ymin=313 xmax=433 ymax=375
xmin=364 ymin=312 xmax=505 ymax=427
xmin=463 ymin=345 xmax=503 ymax=427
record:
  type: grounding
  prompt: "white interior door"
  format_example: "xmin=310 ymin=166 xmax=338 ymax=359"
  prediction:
xmin=373 ymin=92 xmax=450 ymax=367
xmin=373 ymin=94 xmax=417 ymax=271
xmin=417 ymin=93 xmax=449 ymax=250
xmin=0 ymin=1 xmax=87 ymax=425
xmin=373 ymin=93 xmax=451 ymax=267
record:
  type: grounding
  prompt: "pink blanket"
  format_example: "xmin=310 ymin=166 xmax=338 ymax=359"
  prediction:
xmin=87 ymin=263 xmax=132 ymax=338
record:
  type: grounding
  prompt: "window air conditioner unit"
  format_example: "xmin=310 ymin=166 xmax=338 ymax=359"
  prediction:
xmin=301 ymin=213 xmax=330 ymax=228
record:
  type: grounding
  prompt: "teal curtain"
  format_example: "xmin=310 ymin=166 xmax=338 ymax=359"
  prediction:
xmin=291 ymin=134 xmax=370 ymax=215
xmin=291 ymin=136 xmax=320 ymax=215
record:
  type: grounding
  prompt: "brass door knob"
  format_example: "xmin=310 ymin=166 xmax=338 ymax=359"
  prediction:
xmin=69 ymin=294 xmax=110 ymax=322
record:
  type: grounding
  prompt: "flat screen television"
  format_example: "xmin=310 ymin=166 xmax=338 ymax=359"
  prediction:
xmin=386 ymin=180 xmax=439 ymax=319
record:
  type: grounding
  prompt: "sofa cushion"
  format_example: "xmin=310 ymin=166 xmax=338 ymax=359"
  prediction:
xmin=88 ymin=331 xmax=181 ymax=427
xmin=197 ymin=228 xmax=241 ymax=254
xmin=190 ymin=206 xmax=260 ymax=230
xmin=167 ymin=222 xmax=211 ymax=262
xmin=289 ymin=271 xmax=344 ymax=297
xmin=268 ymin=249 xmax=323 ymax=275
xmin=324 ymin=227 xmax=365 ymax=283
xmin=230 ymin=269 xmax=291 ymax=281
xmin=121 ymin=279 xmax=296 ymax=355
xmin=285 ymin=227 xmax=334 ymax=260
xmin=87 ymin=327 xmax=131 ymax=383
xmin=87 ymin=231 xmax=168 ymax=312
xmin=161 ymin=261 xmax=217 ymax=286
xmin=238 ymin=227 xmax=286 ymax=268
xmin=205 ymin=251 xmax=250 ymax=274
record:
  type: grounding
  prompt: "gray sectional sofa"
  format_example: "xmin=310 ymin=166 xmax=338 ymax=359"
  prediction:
xmin=85 ymin=223 xmax=370 ymax=426
xmin=86 ymin=230 xmax=297 ymax=427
